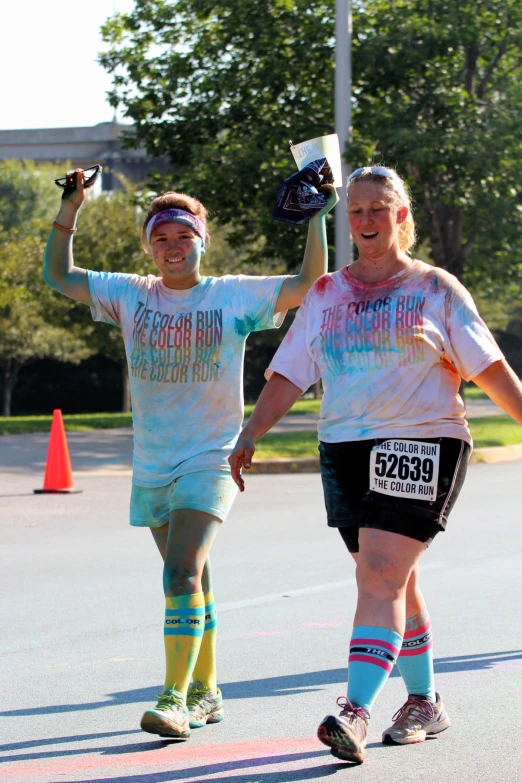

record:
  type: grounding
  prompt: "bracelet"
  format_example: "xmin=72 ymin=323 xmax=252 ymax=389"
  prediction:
xmin=53 ymin=221 xmax=77 ymax=234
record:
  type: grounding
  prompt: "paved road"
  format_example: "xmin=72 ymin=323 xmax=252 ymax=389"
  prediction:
xmin=1 ymin=459 xmax=521 ymax=783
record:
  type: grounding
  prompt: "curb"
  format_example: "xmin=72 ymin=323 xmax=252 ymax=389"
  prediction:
xmin=249 ymin=444 xmax=522 ymax=474
xmin=470 ymin=443 xmax=522 ymax=464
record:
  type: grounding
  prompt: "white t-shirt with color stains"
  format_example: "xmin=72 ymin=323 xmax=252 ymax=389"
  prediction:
xmin=267 ymin=261 xmax=503 ymax=446
xmin=88 ymin=272 xmax=287 ymax=486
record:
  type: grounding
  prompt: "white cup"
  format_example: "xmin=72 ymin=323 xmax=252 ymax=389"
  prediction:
xmin=290 ymin=133 xmax=343 ymax=188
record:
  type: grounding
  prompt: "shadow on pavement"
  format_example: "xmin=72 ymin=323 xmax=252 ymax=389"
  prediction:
xmin=0 ymin=739 xmax=180 ymax=764
xmin=48 ymin=765 xmax=343 ymax=783
xmin=0 ymin=493 xmax=37 ymax=497
xmin=0 ymin=729 xmax=143 ymax=753
xmin=1 ymin=749 xmax=341 ymax=781
xmin=2 ymin=650 xmax=520 ymax=718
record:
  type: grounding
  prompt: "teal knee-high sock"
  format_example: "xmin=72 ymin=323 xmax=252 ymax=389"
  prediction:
xmin=347 ymin=625 xmax=403 ymax=713
xmin=395 ymin=608 xmax=436 ymax=702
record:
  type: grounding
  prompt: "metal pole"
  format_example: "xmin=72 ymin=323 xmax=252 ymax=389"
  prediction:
xmin=335 ymin=0 xmax=352 ymax=270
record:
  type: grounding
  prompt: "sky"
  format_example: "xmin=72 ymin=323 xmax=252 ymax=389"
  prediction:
xmin=1 ymin=0 xmax=137 ymax=130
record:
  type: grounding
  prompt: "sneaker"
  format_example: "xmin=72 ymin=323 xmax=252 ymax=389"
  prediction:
xmin=187 ymin=681 xmax=225 ymax=728
xmin=317 ymin=697 xmax=369 ymax=764
xmin=382 ymin=692 xmax=451 ymax=745
xmin=140 ymin=689 xmax=191 ymax=738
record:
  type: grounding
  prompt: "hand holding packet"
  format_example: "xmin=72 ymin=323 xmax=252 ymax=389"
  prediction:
xmin=272 ymin=157 xmax=334 ymax=225
xmin=290 ymin=134 xmax=343 ymax=187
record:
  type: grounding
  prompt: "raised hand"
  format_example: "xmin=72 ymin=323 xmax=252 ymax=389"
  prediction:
xmin=60 ymin=168 xmax=90 ymax=207
xmin=317 ymin=183 xmax=339 ymax=217
xmin=55 ymin=165 xmax=102 ymax=206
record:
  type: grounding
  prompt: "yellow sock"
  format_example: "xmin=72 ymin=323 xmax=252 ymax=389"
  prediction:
xmin=191 ymin=589 xmax=217 ymax=693
xmin=163 ymin=592 xmax=205 ymax=699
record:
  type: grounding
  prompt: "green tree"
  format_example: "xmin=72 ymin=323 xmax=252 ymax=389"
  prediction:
xmin=100 ymin=0 xmax=522 ymax=286
xmin=100 ymin=0 xmax=336 ymax=269
xmin=351 ymin=0 xmax=522 ymax=284
xmin=0 ymin=161 xmax=95 ymax=416
xmin=0 ymin=235 xmax=92 ymax=416
xmin=0 ymin=160 xmax=60 ymax=236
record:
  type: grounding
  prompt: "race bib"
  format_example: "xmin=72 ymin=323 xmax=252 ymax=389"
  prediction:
xmin=369 ymin=440 xmax=440 ymax=502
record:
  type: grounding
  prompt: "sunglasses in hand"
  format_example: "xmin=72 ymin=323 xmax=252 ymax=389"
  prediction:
xmin=54 ymin=165 xmax=102 ymax=195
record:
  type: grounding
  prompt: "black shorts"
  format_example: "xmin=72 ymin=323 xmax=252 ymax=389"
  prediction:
xmin=319 ymin=437 xmax=469 ymax=552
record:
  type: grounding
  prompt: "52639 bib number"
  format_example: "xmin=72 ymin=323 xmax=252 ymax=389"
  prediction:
xmin=369 ymin=440 xmax=440 ymax=502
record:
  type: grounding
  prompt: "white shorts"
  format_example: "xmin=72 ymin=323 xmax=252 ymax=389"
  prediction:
xmin=129 ymin=470 xmax=238 ymax=527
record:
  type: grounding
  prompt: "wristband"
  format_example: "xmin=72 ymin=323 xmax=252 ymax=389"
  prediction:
xmin=53 ymin=221 xmax=77 ymax=234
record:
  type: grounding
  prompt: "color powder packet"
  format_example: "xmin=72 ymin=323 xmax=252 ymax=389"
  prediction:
xmin=272 ymin=157 xmax=333 ymax=225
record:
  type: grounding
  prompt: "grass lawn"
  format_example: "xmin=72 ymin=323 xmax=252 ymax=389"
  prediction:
xmin=467 ymin=415 xmax=522 ymax=448
xmin=0 ymin=412 xmax=133 ymax=436
xmin=462 ymin=384 xmax=487 ymax=401
xmin=0 ymin=391 xmax=490 ymax=436
xmin=243 ymin=398 xmax=321 ymax=417
xmin=0 ymin=400 xmax=319 ymax=436
xmin=254 ymin=414 xmax=522 ymax=458
xmin=255 ymin=432 xmax=319 ymax=459
xmin=1 ymin=408 xmax=521 ymax=454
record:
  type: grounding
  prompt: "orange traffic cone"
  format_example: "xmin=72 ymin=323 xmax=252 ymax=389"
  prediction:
xmin=34 ymin=409 xmax=82 ymax=494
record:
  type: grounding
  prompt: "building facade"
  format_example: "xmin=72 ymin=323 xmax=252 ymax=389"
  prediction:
xmin=0 ymin=120 xmax=167 ymax=189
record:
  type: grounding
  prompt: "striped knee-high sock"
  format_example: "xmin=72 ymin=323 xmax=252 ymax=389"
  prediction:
xmin=395 ymin=607 xmax=435 ymax=702
xmin=163 ymin=592 xmax=205 ymax=699
xmin=190 ymin=589 xmax=218 ymax=693
xmin=347 ymin=625 xmax=402 ymax=712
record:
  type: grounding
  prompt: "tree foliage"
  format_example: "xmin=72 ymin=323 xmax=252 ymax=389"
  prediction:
xmin=0 ymin=161 xmax=97 ymax=415
xmin=0 ymin=235 xmax=92 ymax=416
xmin=100 ymin=0 xmax=522 ymax=287
xmin=100 ymin=0 xmax=336 ymax=269
xmin=351 ymin=0 xmax=522 ymax=284
xmin=0 ymin=160 xmax=59 ymax=237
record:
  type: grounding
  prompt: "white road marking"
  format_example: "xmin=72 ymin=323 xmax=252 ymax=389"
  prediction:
xmin=219 ymin=561 xmax=447 ymax=613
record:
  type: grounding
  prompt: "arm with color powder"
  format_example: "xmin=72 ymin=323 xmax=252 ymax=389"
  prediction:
xmin=274 ymin=184 xmax=339 ymax=313
xmin=43 ymin=169 xmax=94 ymax=306
xmin=471 ymin=359 xmax=522 ymax=425
xmin=229 ymin=372 xmax=303 ymax=491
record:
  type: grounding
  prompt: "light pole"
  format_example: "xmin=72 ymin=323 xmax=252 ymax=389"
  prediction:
xmin=335 ymin=0 xmax=352 ymax=270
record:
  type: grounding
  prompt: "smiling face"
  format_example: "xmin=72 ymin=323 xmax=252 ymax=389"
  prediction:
xmin=149 ymin=221 xmax=204 ymax=289
xmin=348 ymin=180 xmax=408 ymax=262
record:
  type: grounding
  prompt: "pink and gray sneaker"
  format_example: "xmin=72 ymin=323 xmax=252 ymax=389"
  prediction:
xmin=382 ymin=692 xmax=451 ymax=745
xmin=317 ymin=697 xmax=369 ymax=764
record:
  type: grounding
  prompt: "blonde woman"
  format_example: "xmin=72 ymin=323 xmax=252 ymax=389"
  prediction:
xmin=230 ymin=166 xmax=522 ymax=763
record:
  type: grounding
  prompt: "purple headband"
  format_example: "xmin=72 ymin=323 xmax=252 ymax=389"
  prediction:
xmin=146 ymin=208 xmax=206 ymax=246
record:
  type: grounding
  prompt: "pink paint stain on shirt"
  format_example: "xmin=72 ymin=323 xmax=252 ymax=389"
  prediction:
xmin=314 ymin=274 xmax=332 ymax=295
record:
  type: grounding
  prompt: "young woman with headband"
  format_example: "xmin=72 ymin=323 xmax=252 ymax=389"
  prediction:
xmin=230 ymin=165 xmax=522 ymax=763
xmin=44 ymin=169 xmax=338 ymax=739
